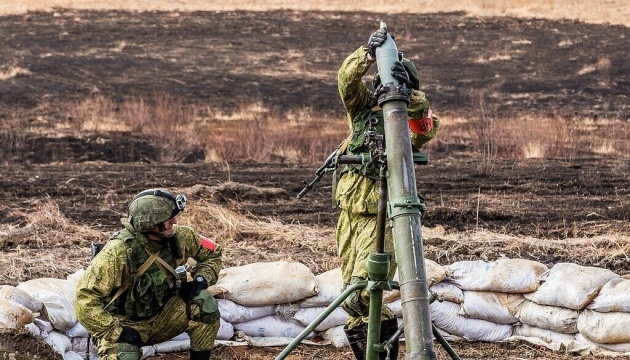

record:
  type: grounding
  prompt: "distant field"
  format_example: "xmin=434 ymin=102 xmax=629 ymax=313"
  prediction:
xmin=0 ymin=0 xmax=628 ymax=27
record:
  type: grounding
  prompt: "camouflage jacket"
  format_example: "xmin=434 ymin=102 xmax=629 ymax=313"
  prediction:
xmin=75 ymin=218 xmax=222 ymax=342
xmin=335 ymin=46 xmax=439 ymax=214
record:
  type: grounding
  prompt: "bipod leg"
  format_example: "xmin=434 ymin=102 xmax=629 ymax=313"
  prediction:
xmin=432 ymin=325 xmax=461 ymax=360
xmin=275 ymin=281 xmax=368 ymax=360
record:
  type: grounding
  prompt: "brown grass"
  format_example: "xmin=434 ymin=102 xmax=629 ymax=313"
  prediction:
xmin=1 ymin=0 xmax=628 ymax=27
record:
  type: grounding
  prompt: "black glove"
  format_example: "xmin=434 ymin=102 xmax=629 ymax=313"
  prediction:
xmin=180 ymin=276 xmax=209 ymax=303
xmin=367 ymin=28 xmax=388 ymax=59
xmin=391 ymin=61 xmax=414 ymax=93
xmin=118 ymin=326 xmax=143 ymax=346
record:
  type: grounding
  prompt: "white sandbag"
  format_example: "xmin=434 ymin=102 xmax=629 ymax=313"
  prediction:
xmin=430 ymin=300 xmax=512 ymax=342
xmin=586 ymin=278 xmax=630 ymax=312
xmin=446 ymin=259 xmax=548 ymax=293
xmin=65 ymin=322 xmax=88 ymax=338
xmin=513 ymin=324 xmax=577 ymax=348
xmin=153 ymin=339 xmax=190 ymax=353
xmin=141 ymin=345 xmax=156 ymax=359
xmin=34 ymin=318 xmax=54 ymax=337
xmin=170 ymin=332 xmax=190 ymax=342
xmin=0 ymin=285 xmax=44 ymax=312
xmin=218 ymin=299 xmax=275 ymax=323
xmin=64 ymin=350 xmax=84 ymax=360
xmin=233 ymin=315 xmax=313 ymax=338
xmin=0 ymin=299 xmax=34 ymax=330
xmin=44 ymin=331 xmax=72 ymax=354
xmin=578 ymin=309 xmax=630 ymax=344
xmin=210 ymin=261 xmax=318 ymax=306
xmin=293 ymin=307 xmax=348 ymax=332
xmin=66 ymin=269 xmax=85 ymax=283
xmin=459 ymin=291 xmax=524 ymax=324
xmin=321 ymin=325 xmax=349 ymax=348
xmin=25 ymin=322 xmax=42 ymax=337
xmin=430 ymin=282 xmax=464 ymax=304
xmin=516 ymin=300 xmax=578 ymax=334
xmin=387 ymin=299 xmax=402 ymax=317
xmin=217 ymin=318 xmax=235 ymax=340
xmin=300 ymin=268 xmax=344 ymax=308
xmin=525 ymin=263 xmax=618 ymax=310
xmin=575 ymin=333 xmax=630 ymax=353
xmin=71 ymin=336 xmax=88 ymax=352
xmin=17 ymin=277 xmax=78 ymax=330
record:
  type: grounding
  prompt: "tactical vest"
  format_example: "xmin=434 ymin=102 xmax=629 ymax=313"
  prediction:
xmin=345 ymin=104 xmax=385 ymax=180
xmin=104 ymin=229 xmax=182 ymax=320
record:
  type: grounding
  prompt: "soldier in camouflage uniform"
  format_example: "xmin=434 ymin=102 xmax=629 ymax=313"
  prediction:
xmin=76 ymin=189 xmax=222 ymax=360
xmin=336 ymin=28 xmax=439 ymax=359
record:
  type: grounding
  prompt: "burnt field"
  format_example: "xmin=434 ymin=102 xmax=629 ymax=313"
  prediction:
xmin=0 ymin=9 xmax=629 ymax=360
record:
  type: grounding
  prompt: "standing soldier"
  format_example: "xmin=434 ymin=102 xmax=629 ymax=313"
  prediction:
xmin=76 ymin=189 xmax=222 ymax=360
xmin=335 ymin=28 xmax=440 ymax=359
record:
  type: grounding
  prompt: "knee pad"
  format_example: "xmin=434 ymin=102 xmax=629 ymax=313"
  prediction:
xmin=113 ymin=343 xmax=141 ymax=360
xmin=342 ymin=280 xmax=370 ymax=318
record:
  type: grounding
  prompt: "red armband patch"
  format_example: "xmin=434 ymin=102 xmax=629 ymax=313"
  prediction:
xmin=200 ymin=236 xmax=217 ymax=251
xmin=409 ymin=108 xmax=434 ymax=135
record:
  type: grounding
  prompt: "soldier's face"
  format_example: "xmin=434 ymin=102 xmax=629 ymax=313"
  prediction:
xmin=150 ymin=216 xmax=178 ymax=240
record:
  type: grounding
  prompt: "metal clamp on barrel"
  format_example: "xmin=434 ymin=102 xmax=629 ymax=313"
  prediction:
xmin=388 ymin=195 xmax=424 ymax=218
xmin=377 ymin=83 xmax=412 ymax=107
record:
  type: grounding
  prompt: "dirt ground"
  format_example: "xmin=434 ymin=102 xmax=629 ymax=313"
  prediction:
xmin=0 ymin=9 xmax=629 ymax=360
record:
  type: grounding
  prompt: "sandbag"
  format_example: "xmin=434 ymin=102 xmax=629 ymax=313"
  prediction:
xmin=210 ymin=261 xmax=318 ymax=306
xmin=0 ymin=298 xmax=34 ymax=330
xmin=459 ymin=291 xmax=524 ymax=324
xmin=446 ymin=259 xmax=548 ymax=293
xmin=299 ymin=268 xmax=343 ymax=308
xmin=0 ymin=285 xmax=44 ymax=312
xmin=44 ymin=331 xmax=72 ymax=355
xmin=71 ymin=336 xmax=88 ymax=353
xmin=387 ymin=299 xmax=402 ymax=317
xmin=575 ymin=333 xmax=630 ymax=353
xmin=430 ymin=282 xmax=464 ymax=304
xmin=292 ymin=307 xmax=348 ymax=332
xmin=578 ymin=309 xmax=630 ymax=344
xmin=586 ymin=278 xmax=630 ymax=312
xmin=516 ymin=300 xmax=578 ymax=334
xmin=218 ymin=299 xmax=275 ymax=323
xmin=513 ymin=324 xmax=577 ymax=347
xmin=321 ymin=325 xmax=349 ymax=348
xmin=33 ymin=318 xmax=54 ymax=337
xmin=218 ymin=318 xmax=235 ymax=340
xmin=233 ymin=315 xmax=313 ymax=338
xmin=525 ymin=263 xmax=618 ymax=310
xmin=381 ymin=261 xmax=449 ymax=303
xmin=430 ymin=300 xmax=512 ymax=342
xmin=153 ymin=339 xmax=189 ymax=353
xmin=17 ymin=277 xmax=78 ymax=330
xmin=65 ymin=322 xmax=88 ymax=338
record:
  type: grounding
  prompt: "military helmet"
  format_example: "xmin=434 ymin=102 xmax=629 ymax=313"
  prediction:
xmin=127 ymin=189 xmax=186 ymax=232
xmin=373 ymin=56 xmax=420 ymax=91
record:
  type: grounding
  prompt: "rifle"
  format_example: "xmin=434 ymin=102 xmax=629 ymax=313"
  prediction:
xmin=297 ymin=140 xmax=346 ymax=199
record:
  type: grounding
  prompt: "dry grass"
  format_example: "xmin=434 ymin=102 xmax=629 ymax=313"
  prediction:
xmin=0 ymin=0 xmax=627 ymax=27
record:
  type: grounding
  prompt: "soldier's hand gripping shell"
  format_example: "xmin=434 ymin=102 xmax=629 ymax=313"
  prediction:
xmin=367 ymin=28 xmax=388 ymax=59
xmin=391 ymin=61 xmax=414 ymax=94
xmin=180 ymin=276 xmax=209 ymax=303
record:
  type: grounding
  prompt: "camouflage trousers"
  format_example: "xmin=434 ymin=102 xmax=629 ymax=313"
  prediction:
xmin=98 ymin=296 xmax=220 ymax=359
xmin=336 ymin=209 xmax=397 ymax=329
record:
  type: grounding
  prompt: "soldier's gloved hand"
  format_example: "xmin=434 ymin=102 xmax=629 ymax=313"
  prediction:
xmin=367 ymin=28 xmax=388 ymax=60
xmin=391 ymin=61 xmax=414 ymax=94
xmin=180 ymin=276 xmax=208 ymax=303
xmin=119 ymin=326 xmax=143 ymax=346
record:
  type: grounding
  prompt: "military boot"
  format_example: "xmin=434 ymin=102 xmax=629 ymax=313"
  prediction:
xmin=189 ymin=350 xmax=211 ymax=360
xmin=344 ymin=323 xmax=367 ymax=360
xmin=379 ymin=318 xmax=400 ymax=360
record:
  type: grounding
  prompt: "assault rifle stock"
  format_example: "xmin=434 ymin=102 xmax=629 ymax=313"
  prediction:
xmin=296 ymin=141 xmax=344 ymax=199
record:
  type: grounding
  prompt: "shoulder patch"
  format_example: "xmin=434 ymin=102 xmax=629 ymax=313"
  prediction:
xmin=200 ymin=236 xmax=217 ymax=251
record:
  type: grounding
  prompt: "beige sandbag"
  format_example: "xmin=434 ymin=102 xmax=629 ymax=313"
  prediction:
xmin=0 ymin=285 xmax=43 ymax=312
xmin=525 ymin=263 xmax=618 ymax=310
xmin=516 ymin=300 xmax=578 ymax=334
xmin=446 ymin=259 xmax=548 ymax=293
xmin=459 ymin=291 xmax=524 ymax=324
xmin=586 ymin=278 xmax=630 ymax=312
xmin=293 ymin=307 xmax=348 ymax=332
xmin=209 ymin=261 xmax=318 ymax=306
xmin=430 ymin=300 xmax=513 ymax=342
xmin=430 ymin=282 xmax=464 ymax=304
xmin=513 ymin=324 xmax=577 ymax=347
xmin=16 ymin=277 xmax=78 ymax=331
xmin=299 ymin=268 xmax=343 ymax=308
xmin=0 ymin=298 xmax=34 ymax=330
xmin=575 ymin=333 xmax=630 ymax=353
xmin=578 ymin=309 xmax=630 ymax=344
